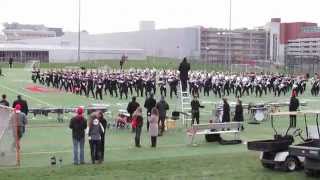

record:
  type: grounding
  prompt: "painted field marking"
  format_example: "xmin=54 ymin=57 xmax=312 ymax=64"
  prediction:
xmin=0 ymin=84 xmax=52 ymax=106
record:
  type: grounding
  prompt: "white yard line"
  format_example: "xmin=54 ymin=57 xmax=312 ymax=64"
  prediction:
xmin=22 ymin=144 xmax=187 ymax=155
xmin=0 ymin=84 xmax=52 ymax=106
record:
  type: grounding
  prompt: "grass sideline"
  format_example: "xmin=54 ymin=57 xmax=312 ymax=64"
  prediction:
xmin=0 ymin=68 xmax=318 ymax=180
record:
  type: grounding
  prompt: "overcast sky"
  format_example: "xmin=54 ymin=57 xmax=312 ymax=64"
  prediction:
xmin=0 ymin=0 xmax=319 ymax=34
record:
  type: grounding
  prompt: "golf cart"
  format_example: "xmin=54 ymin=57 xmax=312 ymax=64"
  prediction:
xmin=247 ymin=111 xmax=314 ymax=172
xmin=289 ymin=111 xmax=320 ymax=177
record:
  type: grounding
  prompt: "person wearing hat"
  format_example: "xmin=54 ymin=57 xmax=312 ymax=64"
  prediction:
xmin=156 ymin=96 xmax=169 ymax=136
xmin=191 ymin=95 xmax=204 ymax=125
xmin=144 ymin=93 xmax=156 ymax=131
xmin=14 ymin=104 xmax=28 ymax=140
xmin=289 ymin=91 xmax=299 ymax=128
xmin=69 ymin=107 xmax=87 ymax=165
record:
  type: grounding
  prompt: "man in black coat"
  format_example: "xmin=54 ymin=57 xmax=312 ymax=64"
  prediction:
xmin=12 ymin=95 xmax=29 ymax=115
xmin=144 ymin=93 xmax=157 ymax=131
xmin=191 ymin=96 xmax=204 ymax=125
xmin=289 ymin=91 xmax=299 ymax=128
xmin=233 ymin=98 xmax=244 ymax=122
xmin=127 ymin=97 xmax=140 ymax=119
xmin=9 ymin=58 xmax=13 ymax=69
xmin=179 ymin=57 xmax=190 ymax=91
xmin=0 ymin=94 xmax=9 ymax=107
xmin=97 ymin=111 xmax=107 ymax=161
xmin=222 ymin=98 xmax=230 ymax=122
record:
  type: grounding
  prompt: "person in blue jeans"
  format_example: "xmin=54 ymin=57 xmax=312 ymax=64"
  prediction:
xmin=69 ymin=107 xmax=87 ymax=165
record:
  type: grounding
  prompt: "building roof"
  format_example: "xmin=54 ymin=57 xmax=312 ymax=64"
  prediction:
xmin=0 ymin=43 xmax=144 ymax=52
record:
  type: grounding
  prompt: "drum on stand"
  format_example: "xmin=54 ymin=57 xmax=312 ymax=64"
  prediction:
xmin=248 ymin=106 xmax=267 ymax=124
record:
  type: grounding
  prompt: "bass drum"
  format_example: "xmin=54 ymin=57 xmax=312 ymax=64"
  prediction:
xmin=254 ymin=109 xmax=265 ymax=122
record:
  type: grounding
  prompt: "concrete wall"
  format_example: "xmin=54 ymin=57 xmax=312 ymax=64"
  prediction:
xmin=14 ymin=27 xmax=201 ymax=60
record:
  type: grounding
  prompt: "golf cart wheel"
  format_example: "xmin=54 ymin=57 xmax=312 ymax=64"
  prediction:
xmin=284 ymin=156 xmax=299 ymax=172
xmin=261 ymin=162 xmax=275 ymax=169
xmin=305 ymin=169 xmax=320 ymax=177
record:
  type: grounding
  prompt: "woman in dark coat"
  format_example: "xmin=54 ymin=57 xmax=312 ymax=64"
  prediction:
xmin=222 ymin=98 xmax=230 ymax=122
xmin=97 ymin=111 xmax=107 ymax=162
xmin=234 ymin=98 xmax=244 ymax=122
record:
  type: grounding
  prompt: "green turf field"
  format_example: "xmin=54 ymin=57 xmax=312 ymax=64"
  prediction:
xmin=0 ymin=68 xmax=318 ymax=180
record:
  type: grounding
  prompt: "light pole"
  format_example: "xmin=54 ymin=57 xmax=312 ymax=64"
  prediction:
xmin=77 ymin=0 xmax=81 ymax=62
xmin=228 ymin=0 xmax=232 ymax=70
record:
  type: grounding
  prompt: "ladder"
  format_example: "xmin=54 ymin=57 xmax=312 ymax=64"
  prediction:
xmin=179 ymin=81 xmax=192 ymax=127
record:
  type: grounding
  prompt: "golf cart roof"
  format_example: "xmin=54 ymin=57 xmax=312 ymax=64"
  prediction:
xmin=270 ymin=111 xmax=320 ymax=116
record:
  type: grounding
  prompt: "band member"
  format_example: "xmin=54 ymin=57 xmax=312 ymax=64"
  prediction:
xmin=168 ymin=77 xmax=178 ymax=99
xmin=87 ymin=74 xmax=95 ymax=98
xmin=95 ymin=77 xmax=104 ymax=100
xmin=191 ymin=95 xmax=204 ymax=125
xmin=119 ymin=78 xmax=129 ymax=100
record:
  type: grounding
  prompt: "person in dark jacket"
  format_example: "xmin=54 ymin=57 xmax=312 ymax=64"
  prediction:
xmin=97 ymin=111 xmax=107 ymax=162
xmin=127 ymin=97 xmax=140 ymax=118
xmin=289 ymin=91 xmax=299 ymax=128
xmin=0 ymin=94 xmax=9 ymax=107
xmin=69 ymin=107 xmax=87 ymax=165
xmin=133 ymin=107 xmax=143 ymax=147
xmin=222 ymin=98 xmax=230 ymax=122
xmin=127 ymin=97 xmax=140 ymax=132
xmin=12 ymin=95 xmax=29 ymax=115
xmin=191 ymin=95 xmax=204 ymax=125
xmin=234 ymin=97 xmax=244 ymax=131
xmin=156 ymin=96 xmax=169 ymax=136
xmin=234 ymin=98 xmax=244 ymax=122
xmin=144 ymin=93 xmax=156 ymax=131
xmin=9 ymin=58 xmax=13 ymax=69
xmin=178 ymin=57 xmax=190 ymax=91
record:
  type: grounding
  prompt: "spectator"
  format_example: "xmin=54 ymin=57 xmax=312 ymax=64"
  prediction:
xmin=12 ymin=95 xmax=29 ymax=115
xmin=178 ymin=57 xmax=190 ymax=91
xmin=289 ymin=91 xmax=299 ymax=128
xmin=127 ymin=97 xmax=140 ymax=132
xmin=97 ymin=111 xmax=107 ymax=162
xmin=191 ymin=95 xmax=204 ymax=125
xmin=88 ymin=113 xmax=104 ymax=164
xmin=144 ymin=93 xmax=156 ymax=131
xmin=156 ymin=96 xmax=169 ymax=136
xmin=14 ymin=104 xmax=28 ymax=140
xmin=234 ymin=97 xmax=244 ymax=131
xmin=222 ymin=98 xmax=230 ymax=122
xmin=9 ymin=58 xmax=13 ymax=69
xmin=234 ymin=98 xmax=244 ymax=122
xmin=149 ymin=108 xmax=159 ymax=148
xmin=133 ymin=107 xmax=143 ymax=147
xmin=127 ymin=97 xmax=140 ymax=119
xmin=0 ymin=94 xmax=9 ymax=107
xmin=69 ymin=107 xmax=87 ymax=165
